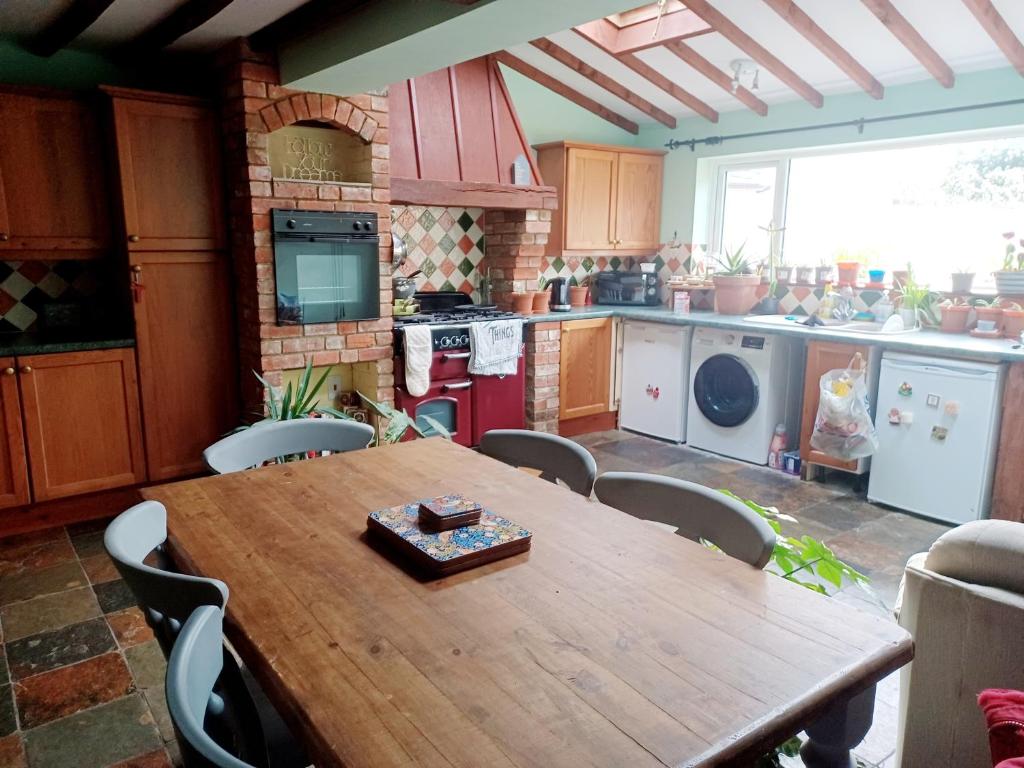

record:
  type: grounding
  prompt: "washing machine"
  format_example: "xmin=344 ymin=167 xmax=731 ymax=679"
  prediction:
xmin=687 ymin=327 xmax=800 ymax=465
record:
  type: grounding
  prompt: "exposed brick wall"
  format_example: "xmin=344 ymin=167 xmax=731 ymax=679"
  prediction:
xmin=483 ymin=209 xmax=552 ymax=309
xmin=217 ymin=42 xmax=393 ymax=414
xmin=525 ymin=322 xmax=560 ymax=433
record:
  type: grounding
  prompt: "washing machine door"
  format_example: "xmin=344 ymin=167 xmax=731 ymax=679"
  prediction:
xmin=693 ymin=354 xmax=759 ymax=427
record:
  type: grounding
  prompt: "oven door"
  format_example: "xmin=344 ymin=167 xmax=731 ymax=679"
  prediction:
xmin=395 ymin=380 xmax=473 ymax=447
xmin=471 ymin=355 xmax=525 ymax=445
xmin=273 ymin=234 xmax=380 ymax=324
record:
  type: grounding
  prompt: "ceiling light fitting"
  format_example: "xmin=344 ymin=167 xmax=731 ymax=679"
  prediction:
xmin=730 ymin=59 xmax=760 ymax=93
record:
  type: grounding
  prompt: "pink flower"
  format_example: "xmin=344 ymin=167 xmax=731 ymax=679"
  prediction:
xmin=1003 ymin=232 xmax=1015 ymax=239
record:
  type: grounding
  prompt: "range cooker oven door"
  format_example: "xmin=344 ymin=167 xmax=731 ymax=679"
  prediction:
xmin=471 ymin=355 xmax=526 ymax=444
xmin=273 ymin=233 xmax=380 ymax=324
xmin=395 ymin=380 xmax=473 ymax=447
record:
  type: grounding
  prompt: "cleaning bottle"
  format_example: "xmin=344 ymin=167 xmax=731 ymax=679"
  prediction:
xmin=768 ymin=424 xmax=788 ymax=470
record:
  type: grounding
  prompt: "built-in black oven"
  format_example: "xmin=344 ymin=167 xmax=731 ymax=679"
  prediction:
xmin=272 ymin=210 xmax=380 ymax=325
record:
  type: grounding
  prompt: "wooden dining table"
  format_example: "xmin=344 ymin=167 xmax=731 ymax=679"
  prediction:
xmin=143 ymin=438 xmax=913 ymax=768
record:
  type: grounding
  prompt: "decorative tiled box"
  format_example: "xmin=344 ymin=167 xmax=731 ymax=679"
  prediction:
xmin=367 ymin=500 xmax=532 ymax=576
xmin=418 ymin=494 xmax=483 ymax=532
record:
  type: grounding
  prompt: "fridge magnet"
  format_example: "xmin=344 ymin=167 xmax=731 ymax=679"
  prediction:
xmin=645 ymin=384 xmax=660 ymax=400
xmin=888 ymin=407 xmax=902 ymax=425
xmin=898 ymin=382 xmax=913 ymax=397
xmin=926 ymin=394 xmax=940 ymax=408
xmin=944 ymin=400 xmax=961 ymax=417
xmin=931 ymin=426 xmax=949 ymax=442
xmin=900 ymin=411 xmax=914 ymax=425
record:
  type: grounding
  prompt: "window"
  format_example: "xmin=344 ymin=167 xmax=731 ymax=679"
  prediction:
xmin=707 ymin=134 xmax=1024 ymax=290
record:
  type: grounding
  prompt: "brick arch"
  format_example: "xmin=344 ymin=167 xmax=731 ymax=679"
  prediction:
xmin=258 ymin=93 xmax=379 ymax=144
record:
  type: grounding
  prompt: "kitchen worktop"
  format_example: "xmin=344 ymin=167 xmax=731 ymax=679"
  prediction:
xmin=526 ymin=305 xmax=1024 ymax=363
xmin=0 ymin=333 xmax=136 ymax=357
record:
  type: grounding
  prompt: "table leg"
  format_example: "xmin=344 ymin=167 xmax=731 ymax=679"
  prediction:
xmin=800 ymin=684 xmax=876 ymax=768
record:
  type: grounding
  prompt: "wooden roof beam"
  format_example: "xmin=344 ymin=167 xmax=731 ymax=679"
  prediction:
xmin=124 ymin=0 xmax=236 ymax=53
xmin=681 ymin=0 xmax=824 ymax=108
xmin=664 ymin=40 xmax=769 ymax=117
xmin=491 ymin=52 xmax=639 ymax=135
xmin=610 ymin=10 xmax=712 ymax=54
xmin=572 ymin=23 xmax=717 ymax=122
xmin=762 ymin=0 xmax=884 ymax=99
xmin=529 ymin=38 xmax=676 ymax=128
xmin=27 ymin=0 xmax=117 ymax=57
xmin=961 ymin=0 xmax=1024 ymax=77
xmin=861 ymin=0 xmax=954 ymax=87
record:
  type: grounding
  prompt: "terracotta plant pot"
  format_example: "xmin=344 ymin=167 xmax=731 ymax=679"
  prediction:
xmin=568 ymin=286 xmax=588 ymax=307
xmin=510 ymin=292 xmax=534 ymax=315
xmin=939 ymin=305 xmax=971 ymax=334
xmin=951 ymin=272 xmax=975 ymax=294
xmin=1002 ymin=309 xmax=1024 ymax=339
xmin=532 ymin=290 xmax=550 ymax=313
xmin=836 ymin=261 xmax=860 ymax=286
xmin=974 ymin=306 xmax=1003 ymax=331
xmin=712 ymin=274 xmax=760 ymax=315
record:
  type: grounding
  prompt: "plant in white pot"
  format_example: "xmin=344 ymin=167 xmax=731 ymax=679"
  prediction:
xmin=711 ymin=244 xmax=760 ymax=315
xmin=894 ymin=266 xmax=937 ymax=329
xmin=995 ymin=231 xmax=1024 ymax=295
xmin=951 ymin=264 xmax=975 ymax=294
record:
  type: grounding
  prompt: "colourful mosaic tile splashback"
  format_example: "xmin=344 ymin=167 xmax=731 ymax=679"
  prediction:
xmin=0 ymin=261 xmax=104 ymax=332
xmin=391 ymin=206 xmax=486 ymax=302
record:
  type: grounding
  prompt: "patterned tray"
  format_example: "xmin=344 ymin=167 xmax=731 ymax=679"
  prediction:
xmin=367 ymin=501 xmax=532 ymax=576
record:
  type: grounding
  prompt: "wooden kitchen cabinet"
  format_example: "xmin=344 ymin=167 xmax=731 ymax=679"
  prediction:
xmin=18 ymin=348 xmax=146 ymax=501
xmin=0 ymin=90 xmax=112 ymax=257
xmin=800 ymin=340 xmax=872 ymax=475
xmin=106 ymin=88 xmax=226 ymax=252
xmin=992 ymin=362 xmax=1024 ymax=522
xmin=130 ymin=251 xmax=238 ymax=480
xmin=559 ymin=318 xmax=614 ymax=422
xmin=535 ymin=141 xmax=665 ymax=257
xmin=0 ymin=358 xmax=30 ymax=509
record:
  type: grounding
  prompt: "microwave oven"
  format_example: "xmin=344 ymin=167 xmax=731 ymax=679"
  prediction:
xmin=593 ymin=271 xmax=660 ymax=306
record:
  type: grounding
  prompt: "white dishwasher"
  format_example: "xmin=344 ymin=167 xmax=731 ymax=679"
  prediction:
xmin=868 ymin=352 xmax=1004 ymax=523
xmin=619 ymin=322 xmax=693 ymax=442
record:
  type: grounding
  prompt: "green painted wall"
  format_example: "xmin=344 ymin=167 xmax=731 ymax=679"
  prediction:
xmin=0 ymin=39 xmax=133 ymax=89
xmin=501 ymin=65 xmax=639 ymax=148
xmin=634 ymin=66 xmax=1024 ymax=244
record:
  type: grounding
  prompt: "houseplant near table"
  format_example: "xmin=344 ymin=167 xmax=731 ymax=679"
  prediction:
xmin=939 ymin=297 xmax=972 ymax=334
xmin=712 ymin=244 xmax=760 ymax=315
xmin=995 ymin=232 xmax=1024 ymax=295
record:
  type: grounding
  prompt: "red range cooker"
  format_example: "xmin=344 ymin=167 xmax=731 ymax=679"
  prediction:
xmin=393 ymin=292 xmax=526 ymax=447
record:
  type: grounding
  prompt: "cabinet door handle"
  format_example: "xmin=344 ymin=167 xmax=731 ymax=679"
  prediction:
xmin=128 ymin=235 xmax=140 ymax=243
xmin=2 ymin=368 xmax=13 ymax=376
xmin=20 ymin=366 xmax=32 ymax=374
xmin=0 ymin=233 xmax=8 ymax=242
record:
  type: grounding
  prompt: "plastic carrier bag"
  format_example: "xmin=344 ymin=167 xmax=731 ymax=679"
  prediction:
xmin=810 ymin=353 xmax=879 ymax=460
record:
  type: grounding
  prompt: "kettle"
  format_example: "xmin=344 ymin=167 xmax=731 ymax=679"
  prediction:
xmin=548 ymin=277 xmax=571 ymax=312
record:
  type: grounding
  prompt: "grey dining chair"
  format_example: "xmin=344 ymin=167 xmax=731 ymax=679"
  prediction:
xmin=203 ymin=418 xmax=376 ymax=474
xmin=478 ymin=429 xmax=598 ymax=497
xmin=167 ymin=605 xmax=271 ymax=768
xmin=104 ymin=500 xmax=229 ymax=655
xmin=593 ymin=472 xmax=776 ymax=568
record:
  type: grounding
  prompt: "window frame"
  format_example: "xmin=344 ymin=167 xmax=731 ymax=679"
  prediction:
xmin=708 ymin=158 xmax=790 ymax=260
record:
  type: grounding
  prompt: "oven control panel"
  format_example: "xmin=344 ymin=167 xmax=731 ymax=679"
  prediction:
xmin=435 ymin=331 xmax=471 ymax=351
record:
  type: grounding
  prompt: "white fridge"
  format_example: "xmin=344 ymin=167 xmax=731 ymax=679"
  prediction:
xmin=619 ymin=322 xmax=692 ymax=442
xmin=868 ymin=352 xmax=1004 ymax=524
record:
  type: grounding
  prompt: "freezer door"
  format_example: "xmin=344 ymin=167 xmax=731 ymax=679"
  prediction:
xmin=619 ymin=322 xmax=689 ymax=442
xmin=868 ymin=356 xmax=1003 ymax=523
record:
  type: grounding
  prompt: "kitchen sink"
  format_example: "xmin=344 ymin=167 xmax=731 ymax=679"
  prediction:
xmin=743 ymin=315 xmax=919 ymax=335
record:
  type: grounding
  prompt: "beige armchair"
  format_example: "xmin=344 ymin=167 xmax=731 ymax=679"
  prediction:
xmin=896 ymin=519 xmax=1024 ymax=768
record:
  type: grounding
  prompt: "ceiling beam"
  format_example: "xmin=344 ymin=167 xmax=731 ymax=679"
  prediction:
xmin=961 ymin=0 xmax=1024 ymax=77
xmin=680 ymin=0 xmax=824 ymax=108
xmin=572 ymin=24 xmax=718 ymax=122
xmin=664 ymin=40 xmax=769 ymax=117
xmin=529 ymin=38 xmax=676 ymax=128
xmin=491 ymin=51 xmax=638 ymax=135
xmin=761 ymin=0 xmax=883 ymax=99
xmin=27 ymin=0 xmax=117 ymax=57
xmin=609 ymin=10 xmax=712 ymax=54
xmin=124 ymin=0 xmax=236 ymax=53
xmin=860 ymin=0 xmax=954 ymax=87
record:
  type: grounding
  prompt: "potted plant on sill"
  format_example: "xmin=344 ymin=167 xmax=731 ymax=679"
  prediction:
xmin=995 ymin=232 xmax=1024 ymax=295
xmin=711 ymin=243 xmax=760 ymax=315
xmin=1000 ymin=299 xmax=1024 ymax=339
xmin=894 ymin=266 xmax=935 ymax=329
xmin=795 ymin=264 xmax=814 ymax=284
xmin=568 ymin=275 xmax=588 ymax=307
xmin=971 ymin=297 xmax=1004 ymax=334
xmin=815 ymin=258 xmax=833 ymax=285
xmin=951 ymin=266 xmax=975 ymax=294
xmin=939 ymin=297 xmax=972 ymax=334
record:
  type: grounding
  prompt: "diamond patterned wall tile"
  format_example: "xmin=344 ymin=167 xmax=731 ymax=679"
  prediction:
xmin=0 ymin=261 xmax=107 ymax=332
xmin=392 ymin=206 xmax=486 ymax=302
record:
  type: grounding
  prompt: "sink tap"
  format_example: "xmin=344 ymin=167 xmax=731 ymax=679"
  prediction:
xmin=831 ymin=286 xmax=856 ymax=321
